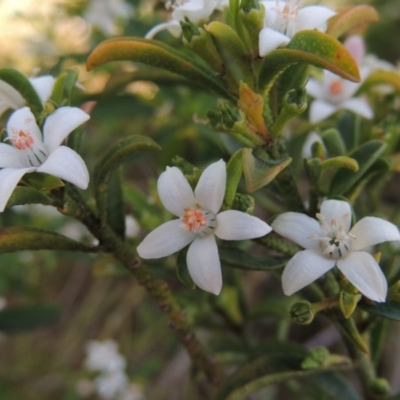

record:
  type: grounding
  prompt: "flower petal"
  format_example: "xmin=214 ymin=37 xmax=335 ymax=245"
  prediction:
xmin=259 ymin=27 xmax=290 ymax=57
xmin=43 ymin=106 xmax=90 ymax=153
xmin=282 ymin=250 xmax=335 ymax=295
xmin=0 ymin=143 xmax=23 ymax=168
xmin=29 ymin=76 xmax=55 ymax=104
xmin=0 ymin=167 xmax=36 ymax=212
xmin=187 ymin=235 xmax=222 ymax=295
xmin=309 ymin=100 xmax=337 ymax=124
xmin=215 ymin=210 xmax=272 ymax=240
xmin=194 ymin=159 xmax=225 ymax=214
xmin=341 ymin=98 xmax=374 ymax=120
xmin=0 ymin=80 xmax=25 ymax=112
xmin=344 ymin=35 xmax=365 ymax=66
xmin=320 ymin=199 xmax=351 ymax=233
xmin=297 ymin=6 xmax=336 ymax=32
xmin=137 ymin=219 xmax=195 ymax=259
xmin=350 ymin=217 xmax=400 ymax=251
xmin=271 ymin=212 xmax=322 ymax=251
xmin=172 ymin=0 xmax=217 ymax=24
xmin=306 ymin=79 xmax=323 ymax=99
xmin=37 ymin=146 xmax=89 ymax=189
xmin=337 ymin=252 xmax=387 ymax=302
xmin=7 ymin=107 xmax=43 ymax=143
xmin=260 ymin=1 xmax=279 ymax=27
xmin=157 ymin=166 xmax=196 ymax=217
xmin=145 ymin=20 xmax=182 ymax=39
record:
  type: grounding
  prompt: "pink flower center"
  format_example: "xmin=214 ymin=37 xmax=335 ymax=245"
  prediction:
xmin=10 ymin=129 xmax=34 ymax=150
xmin=180 ymin=205 xmax=217 ymax=237
xmin=272 ymin=0 xmax=300 ymax=36
xmin=329 ymin=80 xmax=343 ymax=96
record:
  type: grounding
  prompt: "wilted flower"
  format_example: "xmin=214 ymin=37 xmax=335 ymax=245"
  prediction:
xmin=0 ymin=106 xmax=90 ymax=211
xmin=137 ymin=160 xmax=271 ymax=295
xmin=272 ymin=199 xmax=400 ymax=302
xmin=258 ymin=0 xmax=336 ymax=56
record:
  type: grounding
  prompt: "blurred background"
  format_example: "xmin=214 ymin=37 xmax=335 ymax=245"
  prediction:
xmin=0 ymin=0 xmax=400 ymax=399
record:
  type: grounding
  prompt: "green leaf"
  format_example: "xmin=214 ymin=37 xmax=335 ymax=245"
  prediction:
xmin=0 ymin=304 xmax=61 ymax=333
xmin=0 ymin=68 xmax=43 ymax=116
xmin=361 ymin=70 xmax=400 ymax=93
xmin=329 ymin=140 xmax=386 ymax=195
xmin=320 ymin=128 xmax=346 ymax=157
xmin=50 ymin=70 xmax=79 ymax=105
xmin=95 ymin=135 xmax=161 ymax=222
xmin=243 ymin=147 xmax=292 ymax=192
xmin=0 ymin=227 xmax=94 ymax=254
xmin=219 ymin=246 xmax=287 ymax=271
xmin=359 ymin=301 xmax=400 ymax=321
xmin=22 ymin=172 xmax=65 ymax=191
xmin=86 ymin=37 xmax=236 ymax=100
xmin=105 ymin=170 xmax=126 ymax=238
xmin=5 ymin=187 xmax=54 ymax=209
xmin=321 ymin=156 xmax=359 ymax=171
xmin=259 ymin=30 xmax=360 ymax=95
xmin=225 ymin=149 xmax=244 ymax=207
xmin=327 ymin=5 xmax=379 ymax=39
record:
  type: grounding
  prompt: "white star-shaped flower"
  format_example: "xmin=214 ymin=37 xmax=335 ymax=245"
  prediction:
xmin=272 ymin=199 xmax=400 ymax=302
xmin=0 ymin=106 xmax=90 ymax=212
xmin=0 ymin=75 xmax=55 ymax=117
xmin=137 ymin=160 xmax=272 ymax=295
xmin=145 ymin=0 xmax=219 ymax=39
xmin=258 ymin=0 xmax=336 ymax=57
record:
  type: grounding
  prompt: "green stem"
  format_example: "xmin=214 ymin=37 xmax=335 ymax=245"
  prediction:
xmin=63 ymin=187 xmax=224 ymax=386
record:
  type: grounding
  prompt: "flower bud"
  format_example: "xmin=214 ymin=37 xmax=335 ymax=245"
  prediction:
xmin=232 ymin=193 xmax=255 ymax=214
xmin=289 ymin=300 xmax=315 ymax=325
xmin=368 ymin=378 xmax=390 ymax=397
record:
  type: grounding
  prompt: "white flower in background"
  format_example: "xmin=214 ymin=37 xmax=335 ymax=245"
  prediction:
xmin=306 ymin=35 xmax=373 ymax=123
xmin=85 ymin=340 xmax=127 ymax=373
xmin=0 ymin=75 xmax=54 ymax=117
xmin=215 ymin=0 xmax=229 ymax=10
xmin=258 ymin=0 xmax=336 ymax=56
xmin=137 ymin=160 xmax=271 ymax=295
xmin=145 ymin=0 xmax=219 ymax=39
xmin=125 ymin=215 xmax=140 ymax=238
xmin=272 ymin=199 xmax=400 ymax=302
xmin=95 ymin=370 xmax=129 ymax=400
xmin=85 ymin=0 xmax=134 ymax=36
xmin=302 ymin=131 xmax=324 ymax=159
xmin=0 ymin=106 xmax=90 ymax=212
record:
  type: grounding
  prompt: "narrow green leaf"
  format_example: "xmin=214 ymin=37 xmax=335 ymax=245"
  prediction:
xmin=359 ymin=301 xmax=400 ymax=321
xmin=259 ymin=30 xmax=360 ymax=95
xmin=5 ymin=187 xmax=54 ymax=209
xmin=0 ymin=227 xmax=94 ymax=254
xmin=219 ymin=246 xmax=287 ymax=271
xmin=105 ymin=170 xmax=126 ymax=238
xmin=0 ymin=68 xmax=43 ymax=116
xmin=50 ymin=70 xmax=79 ymax=105
xmin=361 ymin=70 xmax=400 ymax=93
xmin=225 ymin=149 xmax=244 ymax=207
xmin=321 ymin=156 xmax=359 ymax=171
xmin=22 ymin=172 xmax=65 ymax=191
xmin=87 ymin=37 xmax=236 ymax=101
xmin=329 ymin=140 xmax=386 ymax=195
xmin=320 ymin=128 xmax=347 ymax=157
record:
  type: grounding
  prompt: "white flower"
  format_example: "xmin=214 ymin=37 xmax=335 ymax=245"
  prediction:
xmin=306 ymin=35 xmax=373 ymax=124
xmin=145 ymin=0 xmax=218 ymax=39
xmin=94 ymin=370 xmax=129 ymax=400
xmin=137 ymin=160 xmax=272 ymax=295
xmin=0 ymin=75 xmax=54 ymax=117
xmin=0 ymin=106 xmax=90 ymax=212
xmin=85 ymin=340 xmax=127 ymax=373
xmin=272 ymin=199 xmax=400 ymax=302
xmin=258 ymin=0 xmax=336 ymax=57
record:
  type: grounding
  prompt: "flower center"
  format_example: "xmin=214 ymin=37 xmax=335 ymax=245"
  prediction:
xmin=328 ymin=80 xmax=343 ymax=96
xmin=272 ymin=0 xmax=301 ymax=37
xmin=180 ymin=205 xmax=217 ymax=237
xmin=9 ymin=129 xmax=34 ymax=150
xmin=309 ymin=212 xmax=355 ymax=259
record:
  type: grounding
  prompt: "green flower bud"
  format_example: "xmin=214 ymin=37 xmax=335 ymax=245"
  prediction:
xmin=289 ymin=300 xmax=315 ymax=325
xmin=368 ymin=378 xmax=391 ymax=397
xmin=232 ymin=193 xmax=255 ymax=214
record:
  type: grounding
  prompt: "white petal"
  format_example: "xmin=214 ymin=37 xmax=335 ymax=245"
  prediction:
xmin=297 ymin=6 xmax=336 ymax=32
xmin=157 ymin=166 xmax=196 ymax=217
xmin=344 ymin=35 xmax=365 ymax=65
xmin=29 ymin=76 xmax=55 ymax=103
xmin=337 ymin=252 xmax=387 ymax=302
xmin=172 ymin=0 xmax=216 ymax=23
xmin=0 ymin=167 xmax=36 ymax=212
xmin=271 ymin=212 xmax=322 ymax=251
xmin=194 ymin=160 xmax=225 ymax=214
xmin=187 ymin=235 xmax=222 ymax=295
xmin=341 ymin=98 xmax=374 ymax=120
xmin=320 ymin=199 xmax=351 ymax=233
xmin=259 ymin=27 xmax=290 ymax=57
xmin=309 ymin=100 xmax=337 ymax=123
xmin=7 ymin=107 xmax=42 ymax=143
xmin=0 ymin=143 xmax=23 ymax=168
xmin=282 ymin=250 xmax=335 ymax=295
xmin=37 ymin=146 xmax=89 ymax=189
xmin=215 ymin=210 xmax=272 ymax=240
xmin=306 ymin=79 xmax=323 ymax=99
xmin=260 ymin=1 xmax=279 ymax=27
xmin=0 ymin=80 xmax=25 ymax=111
xmin=145 ymin=20 xmax=182 ymax=39
xmin=43 ymin=107 xmax=90 ymax=153
xmin=350 ymin=217 xmax=400 ymax=251
xmin=137 ymin=220 xmax=195 ymax=259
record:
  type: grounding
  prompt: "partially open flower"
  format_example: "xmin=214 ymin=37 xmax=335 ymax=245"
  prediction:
xmin=137 ymin=160 xmax=271 ymax=295
xmin=272 ymin=199 xmax=400 ymax=302
xmin=0 ymin=106 xmax=90 ymax=211
xmin=258 ymin=0 xmax=336 ymax=56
